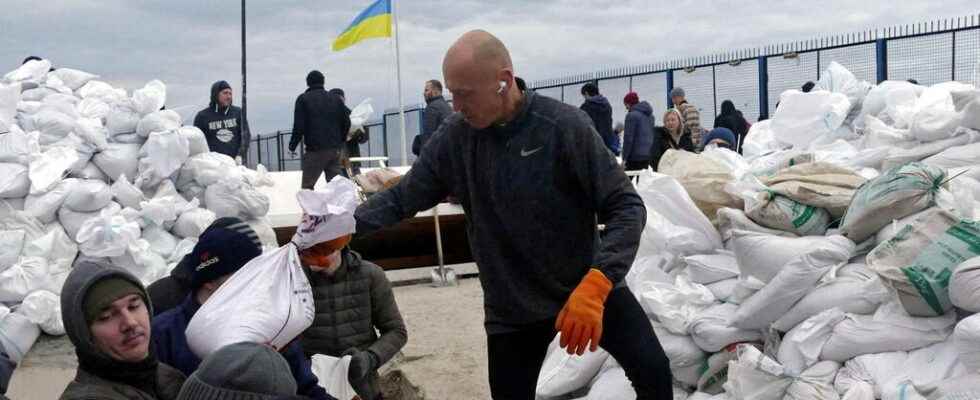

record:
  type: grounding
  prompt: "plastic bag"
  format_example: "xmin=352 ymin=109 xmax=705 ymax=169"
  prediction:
xmin=138 ymin=129 xmax=189 ymax=187
xmin=172 ymin=206 xmax=216 ymax=239
xmin=954 ymin=314 xmax=980 ymax=372
xmin=186 ymin=244 xmax=315 ymax=358
xmin=132 ymin=80 xmax=166 ymax=116
xmin=777 ymin=308 xmax=846 ymax=375
xmin=689 ymin=303 xmax=764 ymax=352
xmin=0 ymin=125 xmax=33 ymax=165
xmin=910 ymin=86 xmax=961 ymax=142
xmin=205 ymin=178 xmax=270 ymax=220
xmin=110 ymin=174 xmax=145 ymax=210
xmin=770 ymin=90 xmax=851 ymax=148
xmin=0 ymin=230 xmax=24 ymax=271
xmin=0 ymin=257 xmax=49 ymax=302
xmin=33 ymin=109 xmax=75 ymax=145
xmin=772 ymin=277 xmax=889 ymax=332
xmin=659 ymin=149 xmax=743 ymax=223
xmin=135 ymin=109 xmax=181 ymax=138
xmin=348 ymin=98 xmax=375 ymax=134
xmin=816 ymin=61 xmax=870 ymax=121
xmin=310 ymin=354 xmax=358 ymax=400
xmin=950 ymin=256 xmax=980 ymax=313
xmin=73 ymin=117 xmax=109 ymax=150
xmin=3 ymin=59 xmax=51 ymax=82
xmin=93 ymin=142 xmax=141 ymax=183
xmin=110 ymin=239 xmax=169 ymax=285
xmin=840 ymin=162 xmax=945 ymax=244
xmin=684 ymin=252 xmax=739 ymax=285
xmin=741 ymin=120 xmax=787 ymax=161
xmin=0 ymin=163 xmax=29 ymax=198
xmin=637 ymin=275 xmax=716 ymax=335
xmin=881 ymin=127 xmax=980 ymax=171
xmin=731 ymin=231 xmax=848 ymax=284
xmin=177 ymin=152 xmax=239 ymax=187
xmin=178 ymin=126 xmax=209 ymax=156
xmin=59 ymin=201 xmax=121 ymax=240
xmin=16 ymin=290 xmax=64 ymax=335
xmin=63 ymin=178 xmax=112 ymax=212
xmin=142 ymin=224 xmax=178 ymax=259
xmin=634 ymin=171 xmax=724 ymax=256
xmin=0 ymin=312 xmax=41 ymax=364
xmin=105 ymin=103 xmax=140 ymax=136
xmin=76 ymin=208 xmax=142 ymax=257
xmin=536 ymin=334 xmax=609 ymax=397
xmin=0 ymin=83 xmax=20 ymax=133
xmin=76 ymin=97 xmax=110 ymax=120
xmin=290 ymin=177 xmax=358 ymax=250
xmin=819 ymin=302 xmax=956 ymax=362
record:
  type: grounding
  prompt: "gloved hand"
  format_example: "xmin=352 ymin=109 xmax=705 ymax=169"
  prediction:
xmin=555 ymin=268 xmax=613 ymax=355
xmin=343 ymin=348 xmax=378 ymax=383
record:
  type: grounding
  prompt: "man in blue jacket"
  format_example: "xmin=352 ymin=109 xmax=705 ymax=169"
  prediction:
xmin=622 ymin=92 xmax=655 ymax=171
xmin=150 ymin=218 xmax=334 ymax=400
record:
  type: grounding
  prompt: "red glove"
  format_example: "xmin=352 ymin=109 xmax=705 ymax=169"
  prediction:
xmin=555 ymin=269 xmax=613 ymax=355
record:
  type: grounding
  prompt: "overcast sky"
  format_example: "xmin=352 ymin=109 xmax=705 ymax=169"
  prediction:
xmin=1 ymin=1 xmax=977 ymax=135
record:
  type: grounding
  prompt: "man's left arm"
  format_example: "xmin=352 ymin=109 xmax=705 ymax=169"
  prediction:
xmin=283 ymin=342 xmax=337 ymax=400
xmin=366 ymin=265 xmax=408 ymax=365
xmin=238 ymin=111 xmax=251 ymax=160
xmin=566 ymin=110 xmax=646 ymax=284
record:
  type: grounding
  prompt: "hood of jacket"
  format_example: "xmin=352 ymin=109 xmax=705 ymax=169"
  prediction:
xmin=631 ymin=101 xmax=653 ymax=116
xmin=209 ymin=80 xmax=232 ymax=112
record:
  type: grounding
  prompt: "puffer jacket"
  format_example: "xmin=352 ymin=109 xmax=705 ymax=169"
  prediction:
xmin=301 ymin=250 xmax=407 ymax=361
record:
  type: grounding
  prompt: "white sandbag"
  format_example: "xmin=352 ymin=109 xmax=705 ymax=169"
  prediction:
xmin=784 ymin=361 xmax=841 ymax=400
xmin=46 ymin=67 xmax=96 ymax=91
xmin=625 ymin=254 xmax=675 ymax=294
xmin=178 ymin=126 xmax=209 ymax=156
xmin=860 ymin=81 xmax=922 ymax=123
xmin=105 ymin=103 xmax=140 ymax=136
xmin=246 ymin=218 xmax=278 ymax=250
xmin=717 ymin=207 xmax=795 ymax=250
xmin=109 ymin=239 xmax=169 ymax=286
xmin=638 ymin=276 xmax=715 ymax=335
xmin=834 ymin=351 xmax=909 ymax=399
xmin=868 ymin=209 xmax=980 ymax=316
xmin=93 ymin=142 xmax=140 ymax=183
xmin=770 ymin=90 xmax=851 ymax=148
xmin=78 ymin=80 xmax=124 ymax=102
xmin=875 ymin=207 xmax=935 ymax=245
xmin=705 ymin=278 xmax=738 ymax=302
xmin=24 ymin=178 xmax=78 ymax=224
xmin=142 ymin=225 xmax=178 ymax=259
xmin=922 ymin=142 xmax=980 ymax=170
xmin=635 ymin=171 xmax=723 ymax=256
xmin=0 ymin=257 xmax=49 ymax=302
xmin=76 ymin=97 xmax=110 ymax=120
xmin=0 ymin=163 xmax=29 ymax=198
xmin=185 ymin=244 xmax=314 ymax=358
xmin=139 ymin=197 xmax=180 ymax=229
xmin=772 ymin=277 xmax=889 ymax=332
xmin=177 ymin=152 xmax=239 ymax=187
xmin=728 ymin=276 xmax=765 ymax=305
xmin=348 ymin=98 xmax=375 ymax=133
xmin=0 ymin=202 xmax=45 ymax=246
xmin=881 ymin=127 xmax=980 ymax=171
xmin=132 ymin=80 xmax=166 ymax=116
xmin=684 ymin=252 xmax=739 ymax=284
xmin=650 ymin=322 xmax=706 ymax=387
xmin=76 ymin=208 xmax=141 ymax=257
xmin=950 ymin=257 xmax=980 ymax=312
xmin=58 ymin=201 xmax=120 ymax=240
xmin=24 ymin=223 xmax=77 ymax=295
xmin=0 ymin=125 xmax=33 ymax=165
xmin=73 ymin=117 xmax=109 ymax=151
xmin=858 ymin=114 xmax=916 ymax=152
xmin=63 ymin=178 xmax=112 ymax=212
xmin=742 ymin=120 xmax=788 ymax=161
xmin=878 ymin=340 xmax=968 ymax=400
xmin=724 ymin=344 xmax=840 ymax=400
xmin=902 ymin=374 xmax=980 ymax=400
xmin=239 ymin=164 xmax=274 ymax=188
xmin=817 ymin=62 xmax=869 ymax=113
xmin=16 ymin=290 xmax=64 ymax=335
xmin=4 ymin=59 xmax=50 ymax=82
xmin=840 ymin=162 xmax=946 ymax=244
xmin=584 ymin=366 xmax=635 ymax=400
xmin=761 ymin=162 xmax=867 ymax=219
xmin=168 ymin=237 xmax=197 ymax=265
xmin=732 ymin=240 xmax=854 ymax=330
xmin=744 ymin=190 xmax=831 ymax=236
xmin=536 ymin=334 xmax=610 ymax=398
xmin=777 ymin=308 xmax=846 ymax=375
xmin=110 ymin=174 xmax=145 ymax=210
xmin=819 ymin=302 xmax=956 ymax=362
xmin=310 ymin=354 xmax=357 ymax=400
xmin=910 ymin=86 xmax=961 ymax=142
xmin=172 ymin=207 xmax=216 ymax=239
xmin=204 ymin=178 xmax=269 ymax=220
xmin=21 ymin=88 xmax=56 ymax=102
xmin=135 ymin=109 xmax=180 ymax=138
xmin=964 ymin=98 xmax=980 ymax=131
xmin=0 ymin=230 xmax=24 ymax=271
xmin=0 ymin=312 xmax=41 ymax=364
xmin=138 ymin=129 xmax=189 ymax=187
xmin=0 ymin=83 xmax=20 ymax=133
xmin=33 ymin=109 xmax=74 ymax=145
xmin=689 ymin=303 xmax=763 ymax=352
xmin=954 ymin=313 xmax=980 ymax=372
xmin=731 ymin=231 xmax=847 ymax=283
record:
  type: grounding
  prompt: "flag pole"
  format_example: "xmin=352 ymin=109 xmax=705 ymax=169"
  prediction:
xmin=391 ymin=0 xmax=408 ymax=166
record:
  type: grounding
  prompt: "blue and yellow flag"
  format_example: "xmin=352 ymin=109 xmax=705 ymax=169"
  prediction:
xmin=332 ymin=0 xmax=393 ymax=51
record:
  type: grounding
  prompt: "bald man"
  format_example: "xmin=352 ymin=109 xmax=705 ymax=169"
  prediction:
xmin=354 ymin=30 xmax=671 ymax=399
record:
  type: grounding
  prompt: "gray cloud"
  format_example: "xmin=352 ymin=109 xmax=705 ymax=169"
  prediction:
xmin=2 ymin=0 xmax=977 ymax=135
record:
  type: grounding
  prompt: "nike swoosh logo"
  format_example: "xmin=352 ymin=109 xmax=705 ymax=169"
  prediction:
xmin=520 ymin=147 xmax=543 ymax=157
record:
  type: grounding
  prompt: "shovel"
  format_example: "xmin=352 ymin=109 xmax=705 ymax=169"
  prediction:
xmin=429 ymin=205 xmax=457 ymax=287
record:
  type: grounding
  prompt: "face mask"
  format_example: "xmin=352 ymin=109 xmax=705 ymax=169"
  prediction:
xmin=302 ymin=249 xmax=342 ymax=274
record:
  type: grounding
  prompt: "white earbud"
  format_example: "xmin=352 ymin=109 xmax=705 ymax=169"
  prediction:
xmin=497 ymin=81 xmax=507 ymax=94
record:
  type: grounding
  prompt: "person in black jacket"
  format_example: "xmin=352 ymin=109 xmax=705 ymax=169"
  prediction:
xmin=650 ymin=108 xmax=695 ymax=171
xmin=412 ymin=79 xmax=453 ymax=156
xmin=712 ymin=100 xmax=750 ymax=153
xmin=622 ymin=92 xmax=654 ymax=171
xmin=329 ymin=88 xmax=368 ymax=177
xmin=289 ymin=70 xmax=352 ymax=189
xmin=579 ymin=83 xmax=618 ymax=156
xmin=354 ymin=30 xmax=671 ymax=400
xmin=193 ymin=81 xmax=251 ymax=164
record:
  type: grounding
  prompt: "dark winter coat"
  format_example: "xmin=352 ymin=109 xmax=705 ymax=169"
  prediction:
xmin=413 ymin=95 xmax=453 ymax=156
xmin=289 ymin=85 xmax=352 ymax=153
xmin=193 ymin=81 xmax=251 ymax=159
xmin=580 ymin=95 xmax=618 ymax=156
xmin=713 ymin=101 xmax=750 ymax=153
xmin=623 ymin=101 xmax=655 ymax=163
xmin=650 ymin=126 xmax=695 ymax=171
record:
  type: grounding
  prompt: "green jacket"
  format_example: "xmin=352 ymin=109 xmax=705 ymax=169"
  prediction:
xmin=59 ymin=365 xmax=185 ymax=400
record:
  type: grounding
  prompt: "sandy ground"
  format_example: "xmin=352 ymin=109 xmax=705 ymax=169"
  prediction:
xmin=6 ymin=275 xmax=489 ymax=400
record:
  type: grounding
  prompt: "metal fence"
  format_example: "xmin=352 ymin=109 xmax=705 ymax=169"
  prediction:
xmin=251 ymin=14 xmax=980 ymax=171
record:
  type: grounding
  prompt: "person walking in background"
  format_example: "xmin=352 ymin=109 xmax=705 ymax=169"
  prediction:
xmin=328 ymin=88 xmax=369 ymax=177
xmin=650 ymin=108 xmax=694 ymax=171
xmin=621 ymin=92 xmax=654 ymax=171
xmin=670 ymin=87 xmax=703 ymax=147
xmin=412 ymin=79 xmax=453 ymax=157
xmin=713 ymin=100 xmax=750 ymax=153
xmin=194 ymin=81 xmax=251 ymax=164
xmin=580 ymin=83 xmax=618 ymax=156
xmin=289 ymin=70 xmax=352 ymax=189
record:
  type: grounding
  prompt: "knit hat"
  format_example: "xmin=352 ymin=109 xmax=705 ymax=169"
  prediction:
xmin=83 ymin=277 xmax=144 ymax=324
xmin=185 ymin=217 xmax=263 ymax=289
xmin=176 ymin=342 xmax=297 ymax=400
xmin=623 ymin=92 xmax=639 ymax=107
xmin=306 ymin=70 xmax=325 ymax=87
xmin=702 ymin=127 xmax=737 ymax=149
xmin=328 ymin=88 xmax=345 ymax=98
xmin=670 ymin=87 xmax=686 ymax=98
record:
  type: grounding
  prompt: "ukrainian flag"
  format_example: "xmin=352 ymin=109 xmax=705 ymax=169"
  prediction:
xmin=332 ymin=0 xmax=393 ymax=51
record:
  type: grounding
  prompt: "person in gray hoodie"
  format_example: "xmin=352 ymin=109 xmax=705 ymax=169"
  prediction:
xmin=59 ymin=260 xmax=185 ymax=400
xmin=621 ymin=92 xmax=655 ymax=171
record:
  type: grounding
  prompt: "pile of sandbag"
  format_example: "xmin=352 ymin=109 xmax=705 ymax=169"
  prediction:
xmin=0 ymin=59 xmax=278 ymax=355
xmin=536 ymin=61 xmax=980 ymax=400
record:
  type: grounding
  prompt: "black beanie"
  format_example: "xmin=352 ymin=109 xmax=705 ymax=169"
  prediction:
xmin=306 ymin=70 xmax=324 ymax=87
xmin=185 ymin=217 xmax=263 ymax=289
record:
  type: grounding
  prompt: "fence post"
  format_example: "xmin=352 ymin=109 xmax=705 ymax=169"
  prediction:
xmin=951 ymin=31 xmax=957 ymax=81
xmin=255 ymin=134 xmax=262 ymax=167
xmin=275 ymin=130 xmax=283 ymax=171
xmin=876 ymin=38 xmax=888 ymax=83
xmin=758 ymin=56 xmax=770 ymax=120
xmin=666 ymin=69 xmax=675 ymax=108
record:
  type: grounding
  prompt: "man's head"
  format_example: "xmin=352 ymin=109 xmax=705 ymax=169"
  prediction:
xmin=306 ymin=70 xmax=325 ymax=87
xmin=442 ymin=30 xmax=521 ymax=129
xmin=299 ymin=234 xmax=352 ymax=275
xmin=801 ymin=81 xmax=816 ymax=93
xmin=328 ymin=88 xmax=346 ymax=103
xmin=670 ymin=87 xmax=686 ymax=105
xmin=581 ymin=82 xmax=599 ymax=99
xmin=623 ymin=92 xmax=639 ymax=110
xmin=62 ymin=260 xmax=153 ymax=366
xmin=176 ymin=342 xmax=297 ymax=400
xmin=424 ymin=79 xmax=443 ymax=100
xmin=210 ymin=81 xmax=233 ymax=109
xmin=703 ymin=127 xmax=736 ymax=150
xmin=184 ymin=217 xmax=263 ymax=304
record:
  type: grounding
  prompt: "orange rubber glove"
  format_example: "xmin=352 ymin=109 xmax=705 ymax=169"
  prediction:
xmin=555 ymin=268 xmax=613 ymax=355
